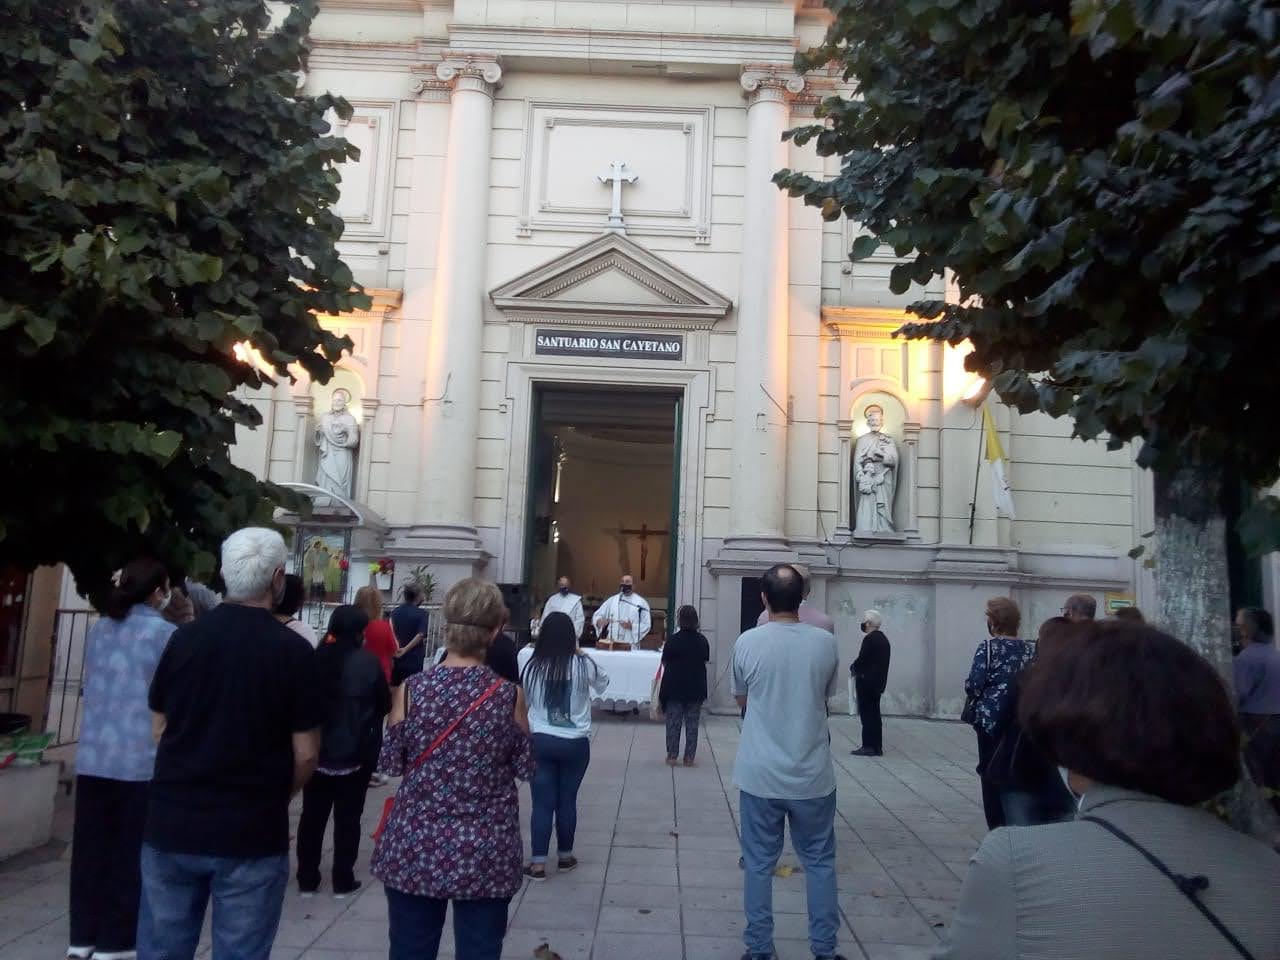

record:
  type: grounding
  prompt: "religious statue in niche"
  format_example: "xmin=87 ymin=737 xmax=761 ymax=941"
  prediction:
xmin=315 ymin=388 xmax=360 ymax=499
xmin=852 ymin=404 xmax=899 ymax=534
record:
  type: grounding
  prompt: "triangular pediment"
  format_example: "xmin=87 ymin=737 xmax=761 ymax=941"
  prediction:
xmin=490 ymin=232 xmax=731 ymax=331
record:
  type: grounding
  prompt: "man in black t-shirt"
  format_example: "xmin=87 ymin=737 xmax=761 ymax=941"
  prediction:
xmin=137 ymin=527 xmax=321 ymax=960
xmin=389 ymin=584 xmax=430 ymax=685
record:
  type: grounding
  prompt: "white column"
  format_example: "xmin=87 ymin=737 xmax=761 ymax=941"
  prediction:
xmin=413 ymin=55 xmax=502 ymax=545
xmin=726 ymin=68 xmax=803 ymax=549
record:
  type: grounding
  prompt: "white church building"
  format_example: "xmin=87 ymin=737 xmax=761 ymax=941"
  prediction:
xmin=228 ymin=0 xmax=1162 ymax=716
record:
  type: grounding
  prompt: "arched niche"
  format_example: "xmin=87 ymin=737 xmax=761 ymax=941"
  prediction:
xmin=838 ymin=383 xmax=920 ymax=542
xmin=291 ymin=368 xmax=375 ymax=504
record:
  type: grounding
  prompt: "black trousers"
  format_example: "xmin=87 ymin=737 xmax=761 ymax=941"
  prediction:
xmin=855 ymin=681 xmax=883 ymax=753
xmin=69 ymin=775 xmax=149 ymax=953
xmin=296 ymin=768 xmax=372 ymax=892
xmin=664 ymin=701 xmax=703 ymax=760
xmin=974 ymin=727 xmax=1006 ymax=830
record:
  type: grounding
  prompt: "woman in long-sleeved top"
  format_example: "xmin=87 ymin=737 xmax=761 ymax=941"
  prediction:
xmin=659 ymin=604 xmax=710 ymax=766
xmin=964 ymin=596 xmax=1036 ymax=829
xmin=296 ymin=604 xmax=390 ymax=896
xmin=68 ymin=559 xmax=177 ymax=960
xmin=938 ymin=620 xmax=1280 ymax=960
xmin=371 ymin=579 xmax=532 ymax=960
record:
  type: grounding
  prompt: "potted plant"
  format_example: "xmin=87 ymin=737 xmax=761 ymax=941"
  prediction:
xmin=405 ymin=563 xmax=436 ymax=604
xmin=369 ymin=557 xmax=395 ymax=591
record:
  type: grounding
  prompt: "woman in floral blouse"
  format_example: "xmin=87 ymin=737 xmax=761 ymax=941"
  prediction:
xmin=371 ymin=578 xmax=532 ymax=960
xmin=964 ymin=596 xmax=1036 ymax=829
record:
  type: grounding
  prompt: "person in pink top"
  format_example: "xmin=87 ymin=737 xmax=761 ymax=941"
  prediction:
xmin=756 ymin=563 xmax=834 ymax=633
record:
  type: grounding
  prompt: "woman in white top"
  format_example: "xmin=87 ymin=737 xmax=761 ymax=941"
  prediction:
xmin=518 ymin=611 xmax=609 ymax=881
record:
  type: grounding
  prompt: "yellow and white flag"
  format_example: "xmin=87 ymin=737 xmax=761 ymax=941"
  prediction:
xmin=982 ymin=405 xmax=1016 ymax=519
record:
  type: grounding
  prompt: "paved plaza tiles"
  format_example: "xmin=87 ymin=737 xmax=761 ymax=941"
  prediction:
xmin=0 ymin=714 xmax=986 ymax=960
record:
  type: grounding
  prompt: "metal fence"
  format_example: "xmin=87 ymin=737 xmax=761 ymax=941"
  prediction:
xmin=41 ymin=600 xmax=444 ymax=748
xmin=46 ymin=608 xmax=96 ymax=747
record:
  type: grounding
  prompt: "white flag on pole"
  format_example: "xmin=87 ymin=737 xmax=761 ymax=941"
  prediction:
xmin=982 ymin=404 xmax=1016 ymax=520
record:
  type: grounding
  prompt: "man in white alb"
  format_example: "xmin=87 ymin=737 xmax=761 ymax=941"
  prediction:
xmin=594 ymin=575 xmax=651 ymax=650
xmin=540 ymin=576 xmax=585 ymax=639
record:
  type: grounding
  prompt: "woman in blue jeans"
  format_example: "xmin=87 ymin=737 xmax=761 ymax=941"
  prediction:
xmin=518 ymin=612 xmax=610 ymax=880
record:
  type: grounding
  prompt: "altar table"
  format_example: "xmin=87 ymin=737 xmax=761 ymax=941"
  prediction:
xmin=586 ymin=648 xmax=662 ymax=711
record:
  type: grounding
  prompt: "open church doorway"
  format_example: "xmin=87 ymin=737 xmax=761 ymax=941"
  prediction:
xmin=524 ymin=384 xmax=682 ymax=646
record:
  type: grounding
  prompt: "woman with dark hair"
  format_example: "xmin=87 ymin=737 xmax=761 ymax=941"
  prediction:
xmin=518 ymin=611 xmax=609 ymax=881
xmin=296 ymin=604 xmax=390 ymax=897
xmin=68 ymin=559 xmax=176 ymax=960
xmin=963 ymin=596 xmax=1036 ymax=829
xmin=373 ymin=578 xmax=532 ymax=960
xmin=274 ymin=572 xmax=318 ymax=648
xmin=659 ymin=604 xmax=710 ymax=767
xmin=938 ymin=621 xmax=1280 ymax=960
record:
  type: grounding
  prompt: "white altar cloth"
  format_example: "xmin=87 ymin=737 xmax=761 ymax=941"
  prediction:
xmin=585 ymin=649 xmax=662 ymax=710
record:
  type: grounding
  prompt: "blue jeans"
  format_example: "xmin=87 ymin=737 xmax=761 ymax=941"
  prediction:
xmin=136 ymin=844 xmax=288 ymax=960
xmin=739 ymin=789 xmax=839 ymax=957
xmin=529 ymin=733 xmax=590 ymax=862
xmin=386 ymin=887 xmax=510 ymax=960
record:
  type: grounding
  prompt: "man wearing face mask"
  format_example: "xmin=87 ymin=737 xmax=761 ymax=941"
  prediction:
xmin=139 ymin=527 xmax=323 ymax=960
xmin=541 ymin=575 xmax=585 ymax=639
xmin=850 ymin=610 xmax=891 ymax=757
xmin=594 ymin=574 xmax=652 ymax=650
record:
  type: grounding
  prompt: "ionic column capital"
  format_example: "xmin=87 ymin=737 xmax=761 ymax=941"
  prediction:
xmin=740 ymin=66 xmax=805 ymax=107
xmin=436 ymin=55 xmax=503 ymax=98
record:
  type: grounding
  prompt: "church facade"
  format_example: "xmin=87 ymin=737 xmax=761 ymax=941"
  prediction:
xmin=231 ymin=0 xmax=1157 ymax=716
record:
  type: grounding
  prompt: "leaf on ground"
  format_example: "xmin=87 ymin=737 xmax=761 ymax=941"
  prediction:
xmin=774 ymin=865 xmax=795 ymax=878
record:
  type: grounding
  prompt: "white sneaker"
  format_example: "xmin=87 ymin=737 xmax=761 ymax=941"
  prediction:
xmin=66 ymin=948 xmax=94 ymax=960
xmin=91 ymin=952 xmax=137 ymax=960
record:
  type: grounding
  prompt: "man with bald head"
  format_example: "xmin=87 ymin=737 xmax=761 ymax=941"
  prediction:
xmin=756 ymin=562 xmax=835 ymax=634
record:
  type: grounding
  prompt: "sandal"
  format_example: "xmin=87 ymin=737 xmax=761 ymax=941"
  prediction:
xmin=524 ymin=864 xmax=546 ymax=882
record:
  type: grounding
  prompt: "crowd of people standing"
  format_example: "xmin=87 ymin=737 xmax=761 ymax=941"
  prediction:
xmin=62 ymin=530 xmax=1280 ymax=960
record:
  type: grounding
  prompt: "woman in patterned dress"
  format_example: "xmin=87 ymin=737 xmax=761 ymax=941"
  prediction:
xmin=964 ymin=596 xmax=1036 ymax=829
xmin=371 ymin=578 xmax=532 ymax=960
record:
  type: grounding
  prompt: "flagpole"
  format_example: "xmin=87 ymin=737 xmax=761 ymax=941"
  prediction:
xmin=968 ymin=407 xmax=985 ymax=545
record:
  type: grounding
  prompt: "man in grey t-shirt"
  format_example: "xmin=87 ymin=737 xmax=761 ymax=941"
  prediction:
xmin=732 ymin=563 xmax=843 ymax=960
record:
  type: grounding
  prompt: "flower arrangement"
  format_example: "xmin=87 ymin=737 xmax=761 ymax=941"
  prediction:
xmin=368 ymin=557 xmax=395 ymax=576
xmin=338 ymin=556 xmax=350 ymax=571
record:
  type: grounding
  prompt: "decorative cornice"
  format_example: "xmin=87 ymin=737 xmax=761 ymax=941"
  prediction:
xmin=409 ymin=62 xmax=451 ymax=101
xmin=822 ymin=306 xmax=913 ymax=339
xmin=741 ymin=65 xmax=805 ymax=106
xmin=436 ymin=54 xmax=503 ymax=97
xmin=319 ymin=287 xmax=403 ymax=323
xmin=490 ymin=232 xmax=731 ymax=331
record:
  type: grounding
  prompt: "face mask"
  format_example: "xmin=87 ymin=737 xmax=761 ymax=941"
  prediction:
xmin=620 ymin=584 xmax=633 ymax=595
xmin=159 ymin=589 xmax=173 ymax=610
xmin=1058 ymin=767 xmax=1083 ymax=808
xmin=559 ymin=586 xmax=570 ymax=596
xmin=859 ymin=622 xmax=867 ymax=632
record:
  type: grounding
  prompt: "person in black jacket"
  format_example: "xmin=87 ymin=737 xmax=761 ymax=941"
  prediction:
xmin=659 ymin=605 xmax=710 ymax=766
xmin=850 ymin=610 xmax=891 ymax=757
xmin=296 ymin=605 xmax=391 ymax=897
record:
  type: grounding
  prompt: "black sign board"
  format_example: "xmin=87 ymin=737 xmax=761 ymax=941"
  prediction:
xmin=535 ymin=329 xmax=683 ymax=361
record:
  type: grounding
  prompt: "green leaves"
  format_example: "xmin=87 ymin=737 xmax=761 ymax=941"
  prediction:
xmin=780 ymin=0 xmax=1280 ymax=549
xmin=0 ymin=0 xmax=366 ymax=604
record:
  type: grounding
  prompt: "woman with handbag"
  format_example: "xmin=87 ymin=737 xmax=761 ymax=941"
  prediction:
xmin=962 ymin=596 xmax=1036 ymax=830
xmin=517 ymin=611 xmax=609 ymax=881
xmin=937 ymin=620 xmax=1280 ymax=960
xmin=370 ymin=579 xmax=532 ymax=960
xmin=985 ymin=617 xmax=1090 ymax=826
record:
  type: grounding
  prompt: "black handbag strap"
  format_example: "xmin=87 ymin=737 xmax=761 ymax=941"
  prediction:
xmin=1080 ymin=815 xmax=1256 ymax=960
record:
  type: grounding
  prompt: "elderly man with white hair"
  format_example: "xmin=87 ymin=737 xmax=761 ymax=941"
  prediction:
xmin=138 ymin=527 xmax=323 ymax=960
xmin=850 ymin=609 xmax=891 ymax=757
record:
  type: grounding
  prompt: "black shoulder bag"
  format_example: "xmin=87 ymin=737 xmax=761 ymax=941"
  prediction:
xmin=1081 ymin=815 xmax=1257 ymax=960
xmin=959 ymin=640 xmax=991 ymax=726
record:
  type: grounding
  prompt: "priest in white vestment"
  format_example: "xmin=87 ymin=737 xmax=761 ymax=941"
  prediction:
xmin=540 ymin=576 xmax=585 ymax=639
xmin=594 ymin=575 xmax=651 ymax=649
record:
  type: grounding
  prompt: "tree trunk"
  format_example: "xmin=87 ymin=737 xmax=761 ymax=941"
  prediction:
xmin=1153 ymin=462 xmax=1279 ymax=845
xmin=1153 ymin=462 xmax=1232 ymax=674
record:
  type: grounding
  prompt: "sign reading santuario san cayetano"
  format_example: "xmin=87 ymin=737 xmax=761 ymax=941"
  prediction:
xmin=535 ymin=329 xmax=683 ymax=361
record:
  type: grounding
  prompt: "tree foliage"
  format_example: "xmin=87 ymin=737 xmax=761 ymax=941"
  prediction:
xmin=779 ymin=0 xmax=1280 ymax=546
xmin=0 ymin=0 xmax=368 ymax=605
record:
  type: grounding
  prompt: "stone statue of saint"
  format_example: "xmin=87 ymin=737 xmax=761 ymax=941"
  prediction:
xmin=315 ymin=388 xmax=359 ymax=499
xmin=852 ymin=404 xmax=898 ymax=534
